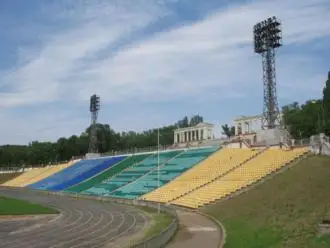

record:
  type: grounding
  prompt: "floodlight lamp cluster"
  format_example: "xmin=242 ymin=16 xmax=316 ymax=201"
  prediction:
xmin=254 ymin=16 xmax=282 ymax=54
xmin=90 ymin=94 xmax=100 ymax=112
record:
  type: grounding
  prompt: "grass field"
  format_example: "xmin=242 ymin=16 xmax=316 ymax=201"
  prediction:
xmin=204 ymin=155 xmax=330 ymax=248
xmin=0 ymin=196 xmax=58 ymax=215
xmin=0 ymin=173 xmax=22 ymax=184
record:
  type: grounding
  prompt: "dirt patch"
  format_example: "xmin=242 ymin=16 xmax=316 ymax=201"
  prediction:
xmin=319 ymin=224 xmax=330 ymax=235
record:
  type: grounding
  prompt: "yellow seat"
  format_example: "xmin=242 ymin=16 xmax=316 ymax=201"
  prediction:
xmin=142 ymin=148 xmax=258 ymax=203
xmin=171 ymin=147 xmax=308 ymax=208
xmin=2 ymin=160 xmax=79 ymax=187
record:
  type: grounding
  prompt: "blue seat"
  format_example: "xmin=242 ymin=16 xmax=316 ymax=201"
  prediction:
xmin=28 ymin=156 xmax=125 ymax=191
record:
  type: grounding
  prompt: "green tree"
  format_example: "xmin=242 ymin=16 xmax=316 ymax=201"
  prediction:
xmin=189 ymin=115 xmax=203 ymax=126
xmin=322 ymin=70 xmax=330 ymax=135
xmin=176 ymin=116 xmax=189 ymax=128
xmin=0 ymin=115 xmax=202 ymax=167
xmin=282 ymin=100 xmax=322 ymax=139
xmin=221 ymin=124 xmax=235 ymax=138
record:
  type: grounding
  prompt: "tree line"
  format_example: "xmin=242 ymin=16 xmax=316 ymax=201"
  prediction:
xmin=0 ymin=115 xmax=203 ymax=167
xmin=281 ymin=70 xmax=330 ymax=139
xmin=1 ymin=70 xmax=329 ymax=167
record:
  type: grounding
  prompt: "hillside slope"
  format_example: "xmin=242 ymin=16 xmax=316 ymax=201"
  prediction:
xmin=204 ymin=155 xmax=330 ymax=248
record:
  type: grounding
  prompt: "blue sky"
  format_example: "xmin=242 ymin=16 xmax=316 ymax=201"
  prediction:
xmin=0 ymin=0 xmax=329 ymax=145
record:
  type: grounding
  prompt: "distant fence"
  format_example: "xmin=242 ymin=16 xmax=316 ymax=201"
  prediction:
xmin=45 ymin=191 xmax=178 ymax=248
xmin=290 ymin=138 xmax=310 ymax=147
xmin=100 ymin=141 xmax=221 ymax=157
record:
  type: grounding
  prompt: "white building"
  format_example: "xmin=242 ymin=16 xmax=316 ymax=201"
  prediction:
xmin=173 ymin=122 xmax=214 ymax=144
xmin=234 ymin=114 xmax=263 ymax=136
xmin=233 ymin=113 xmax=286 ymax=145
xmin=234 ymin=113 xmax=284 ymax=136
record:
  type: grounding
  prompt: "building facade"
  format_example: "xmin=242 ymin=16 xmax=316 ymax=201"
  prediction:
xmin=173 ymin=122 xmax=214 ymax=144
xmin=234 ymin=114 xmax=263 ymax=136
xmin=234 ymin=113 xmax=284 ymax=136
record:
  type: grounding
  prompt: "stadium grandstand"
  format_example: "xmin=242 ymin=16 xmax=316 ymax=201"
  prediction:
xmin=0 ymin=12 xmax=329 ymax=248
xmin=1 ymin=112 xmax=329 ymax=248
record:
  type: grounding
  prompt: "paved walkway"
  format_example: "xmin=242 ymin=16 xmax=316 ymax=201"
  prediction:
xmin=166 ymin=210 xmax=221 ymax=248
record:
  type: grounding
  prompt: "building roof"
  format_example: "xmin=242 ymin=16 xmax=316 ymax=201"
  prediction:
xmin=196 ymin=122 xmax=214 ymax=127
xmin=234 ymin=114 xmax=263 ymax=122
xmin=174 ymin=122 xmax=214 ymax=132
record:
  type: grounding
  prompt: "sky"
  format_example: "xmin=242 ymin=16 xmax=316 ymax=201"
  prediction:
xmin=0 ymin=0 xmax=329 ymax=145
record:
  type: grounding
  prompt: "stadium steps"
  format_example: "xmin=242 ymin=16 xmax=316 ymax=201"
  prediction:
xmin=199 ymin=150 xmax=311 ymax=209
xmin=65 ymin=154 xmax=150 ymax=193
xmin=109 ymin=150 xmax=185 ymax=196
xmin=141 ymin=148 xmax=259 ymax=203
xmin=166 ymin=147 xmax=267 ymax=203
xmin=172 ymin=147 xmax=309 ymax=208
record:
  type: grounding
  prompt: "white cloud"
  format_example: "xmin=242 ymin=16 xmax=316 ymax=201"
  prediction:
xmin=0 ymin=0 xmax=329 ymax=144
xmin=0 ymin=0 xmax=170 ymax=108
xmin=74 ymin=0 xmax=330 ymax=103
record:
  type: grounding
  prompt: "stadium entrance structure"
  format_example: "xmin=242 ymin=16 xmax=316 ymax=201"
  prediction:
xmin=231 ymin=113 xmax=290 ymax=147
xmin=173 ymin=122 xmax=215 ymax=148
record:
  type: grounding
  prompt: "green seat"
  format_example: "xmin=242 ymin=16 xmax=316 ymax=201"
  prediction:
xmin=66 ymin=154 xmax=149 ymax=193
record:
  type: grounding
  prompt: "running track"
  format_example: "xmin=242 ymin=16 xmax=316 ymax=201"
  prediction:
xmin=0 ymin=187 xmax=150 ymax=248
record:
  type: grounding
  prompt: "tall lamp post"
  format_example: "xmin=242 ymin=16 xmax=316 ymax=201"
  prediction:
xmin=157 ymin=128 xmax=160 ymax=215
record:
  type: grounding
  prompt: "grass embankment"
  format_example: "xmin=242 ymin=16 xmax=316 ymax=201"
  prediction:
xmin=127 ymin=206 xmax=173 ymax=247
xmin=139 ymin=206 xmax=173 ymax=237
xmin=204 ymin=155 xmax=330 ymax=248
xmin=0 ymin=196 xmax=58 ymax=215
xmin=0 ymin=173 xmax=22 ymax=184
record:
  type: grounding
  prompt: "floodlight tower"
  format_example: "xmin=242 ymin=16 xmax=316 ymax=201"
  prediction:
xmin=254 ymin=16 xmax=282 ymax=129
xmin=89 ymin=94 xmax=100 ymax=154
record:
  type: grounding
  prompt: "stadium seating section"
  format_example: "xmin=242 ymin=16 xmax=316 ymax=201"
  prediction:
xmin=0 ymin=172 xmax=23 ymax=185
xmin=171 ymin=147 xmax=308 ymax=208
xmin=3 ymin=161 xmax=76 ymax=187
xmin=84 ymin=150 xmax=183 ymax=197
xmin=26 ymin=161 xmax=77 ymax=186
xmin=28 ymin=156 xmax=125 ymax=191
xmin=66 ymin=153 xmax=150 ymax=193
xmin=111 ymin=147 xmax=218 ymax=199
xmin=1 ymin=146 xmax=309 ymax=210
xmin=142 ymin=148 xmax=258 ymax=203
